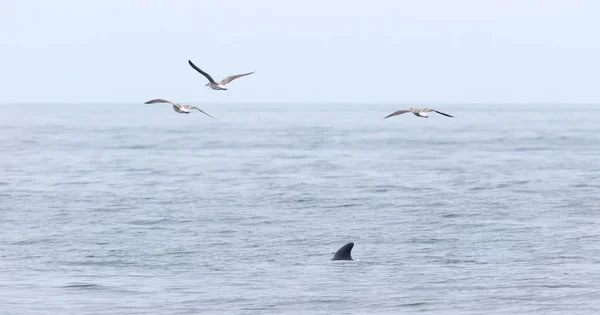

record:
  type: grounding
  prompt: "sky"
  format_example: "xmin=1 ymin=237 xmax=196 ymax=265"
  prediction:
xmin=1 ymin=0 xmax=600 ymax=104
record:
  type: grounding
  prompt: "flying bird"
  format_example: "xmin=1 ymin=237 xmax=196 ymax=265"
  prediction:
xmin=144 ymin=99 xmax=217 ymax=119
xmin=188 ymin=60 xmax=254 ymax=90
xmin=383 ymin=108 xmax=454 ymax=119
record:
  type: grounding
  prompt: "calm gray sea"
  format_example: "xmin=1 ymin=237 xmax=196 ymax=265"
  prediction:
xmin=1 ymin=103 xmax=599 ymax=314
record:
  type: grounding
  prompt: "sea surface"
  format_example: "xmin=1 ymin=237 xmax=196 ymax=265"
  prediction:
xmin=1 ymin=103 xmax=599 ymax=314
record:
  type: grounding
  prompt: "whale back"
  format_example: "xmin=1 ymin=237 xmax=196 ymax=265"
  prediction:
xmin=331 ymin=242 xmax=354 ymax=260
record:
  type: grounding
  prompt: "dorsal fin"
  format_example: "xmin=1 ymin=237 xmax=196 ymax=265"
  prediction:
xmin=331 ymin=242 xmax=354 ymax=260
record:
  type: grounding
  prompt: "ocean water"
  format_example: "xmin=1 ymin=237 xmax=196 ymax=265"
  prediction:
xmin=1 ymin=103 xmax=599 ymax=314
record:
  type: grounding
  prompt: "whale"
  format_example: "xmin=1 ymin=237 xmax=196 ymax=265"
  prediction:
xmin=331 ymin=242 xmax=354 ymax=260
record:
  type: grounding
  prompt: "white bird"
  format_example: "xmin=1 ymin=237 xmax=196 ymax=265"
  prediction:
xmin=188 ymin=60 xmax=254 ymax=90
xmin=144 ymin=99 xmax=217 ymax=119
xmin=383 ymin=108 xmax=454 ymax=119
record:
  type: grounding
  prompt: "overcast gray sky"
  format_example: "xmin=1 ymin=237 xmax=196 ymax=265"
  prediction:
xmin=1 ymin=0 xmax=599 ymax=104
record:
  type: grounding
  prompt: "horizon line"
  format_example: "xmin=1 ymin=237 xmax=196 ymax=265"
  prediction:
xmin=2 ymin=101 xmax=600 ymax=106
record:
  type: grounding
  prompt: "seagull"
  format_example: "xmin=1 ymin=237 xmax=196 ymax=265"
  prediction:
xmin=188 ymin=60 xmax=254 ymax=90
xmin=383 ymin=108 xmax=454 ymax=119
xmin=144 ymin=99 xmax=217 ymax=119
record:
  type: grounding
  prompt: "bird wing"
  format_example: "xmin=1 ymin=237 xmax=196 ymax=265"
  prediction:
xmin=434 ymin=110 xmax=453 ymax=117
xmin=423 ymin=108 xmax=454 ymax=117
xmin=185 ymin=105 xmax=218 ymax=120
xmin=172 ymin=104 xmax=183 ymax=112
xmin=219 ymin=72 xmax=255 ymax=85
xmin=145 ymin=99 xmax=173 ymax=105
xmin=188 ymin=60 xmax=217 ymax=84
xmin=382 ymin=110 xmax=411 ymax=119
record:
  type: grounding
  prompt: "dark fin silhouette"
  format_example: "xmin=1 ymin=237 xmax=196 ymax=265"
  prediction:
xmin=331 ymin=242 xmax=354 ymax=260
